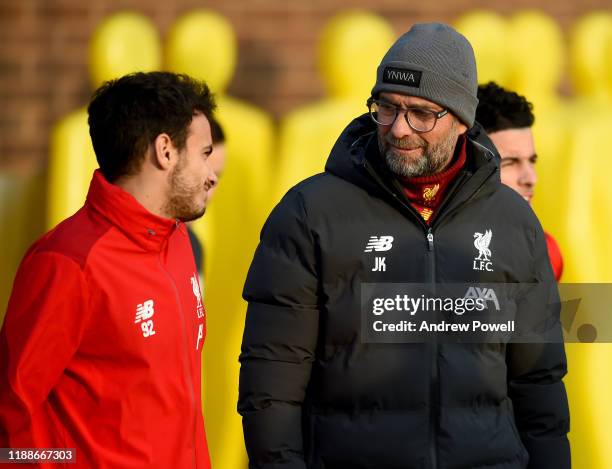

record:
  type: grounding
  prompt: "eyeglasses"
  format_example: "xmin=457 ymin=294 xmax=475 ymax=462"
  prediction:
xmin=367 ymin=98 xmax=448 ymax=133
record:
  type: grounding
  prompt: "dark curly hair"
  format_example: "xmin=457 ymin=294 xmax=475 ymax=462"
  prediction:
xmin=475 ymin=81 xmax=534 ymax=133
xmin=88 ymin=71 xmax=216 ymax=182
xmin=209 ymin=117 xmax=225 ymax=145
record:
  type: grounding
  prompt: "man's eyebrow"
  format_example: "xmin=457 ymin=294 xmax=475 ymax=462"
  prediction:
xmin=379 ymin=98 xmax=439 ymax=111
xmin=378 ymin=98 xmax=398 ymax=106
xmin=500 ymin=154 xmax=537 ymax=160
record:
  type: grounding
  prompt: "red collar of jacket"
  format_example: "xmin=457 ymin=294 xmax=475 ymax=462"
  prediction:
xmin=85 ymin=169 xmax=181 ymax=252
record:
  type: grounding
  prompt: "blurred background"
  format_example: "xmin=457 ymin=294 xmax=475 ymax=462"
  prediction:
xmin=1 ymin=0 xmax=612 ymax=468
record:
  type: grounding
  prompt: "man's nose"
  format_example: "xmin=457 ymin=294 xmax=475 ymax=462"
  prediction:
xmin=390 ymin=112 xmax=416 ymax=139
xmin=519 ymin=162 xmax=537 ymax=187
xmin=208 ymin=169 xmax=218 ymax=188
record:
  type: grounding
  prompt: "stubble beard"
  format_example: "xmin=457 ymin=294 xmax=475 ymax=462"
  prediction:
xmin=379 ymin=121 xmax=459 ymax=178
xmin=163 ymin=158 xmax=207 ymax=222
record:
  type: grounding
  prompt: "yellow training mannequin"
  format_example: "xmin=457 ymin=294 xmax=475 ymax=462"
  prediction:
xmin=0 ymin=173 xmax=46 ymax=318
xmin=569 ymin=11 xmax=612 ymax=102
xmin=526 ymin=112 xmax=594 ymax=469
xmin=562 ymin=23 xmax=612 ymax=283
xmin=275 ymin=10 xmax=395 ymax=201
xmin=165 ymin=10 xmax=274 ymax=469
xmin=318 ymin=10 xmax=395 ymax=100
xmin=607 ymin=28 xmax=612 ymax=99
xmin=505 ymin=12 xmax=612 ymax=467
xmin=560 ymin=109 xmax=612 ymax=469
xmin=571 ymin=23 xmax=611 ymax=468
xmin=47 ymin=109 xmax=97 ymax=228
xmin=88 ymin=12 xmax=162 ymax=91
xmin=506 ymin=10 xmax=564 ymax=113
xmin=47 ymin=12 xmax=162 ymax=229
xmin=164 ymin=10 xmax=236 ymax=96
xmin=507 ymin=10 xmax=569 ymax=254
xmin=526 ymin=13 xmax=612 ymax=467
xmin=166 ymin=9 xmax=274 ymax=222
xmin=454 ymin=11 xmax=510 ymax=87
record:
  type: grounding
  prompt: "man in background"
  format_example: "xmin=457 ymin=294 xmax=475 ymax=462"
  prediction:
xmin=0 ymin=71 xmax=217 ymax=468
xmin=476 ymin=81 xmax=563 ymax=280
xmin=188 ymin=117 xmax=226 ymax=272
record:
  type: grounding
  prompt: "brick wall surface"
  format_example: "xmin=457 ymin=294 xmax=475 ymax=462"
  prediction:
xmin=0 ymin=0 xmax=608 ymax=173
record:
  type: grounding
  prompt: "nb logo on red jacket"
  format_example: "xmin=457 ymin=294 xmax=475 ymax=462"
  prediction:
xmin=134 ymin=299 xmax=156 ymax=338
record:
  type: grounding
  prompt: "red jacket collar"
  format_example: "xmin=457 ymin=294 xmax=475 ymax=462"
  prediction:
xmin=85 ymin=170 xmax=179 ymax=252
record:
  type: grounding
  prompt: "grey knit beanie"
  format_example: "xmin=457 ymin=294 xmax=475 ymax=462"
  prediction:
xmin=371 ymin=22 xmax=478 ymax=127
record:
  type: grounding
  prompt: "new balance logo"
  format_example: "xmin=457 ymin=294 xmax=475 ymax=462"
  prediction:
xmin=364 ymin=236 xmax=394 ymax=253
xmin=135 ymin=299 xmax=156 ymax=338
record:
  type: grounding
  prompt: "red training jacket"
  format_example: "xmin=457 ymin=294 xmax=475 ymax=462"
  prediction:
xmin=0 ymin=170 xmax=210 ymax=468
xmin=544 ymin=231 xmax=564 ymax=282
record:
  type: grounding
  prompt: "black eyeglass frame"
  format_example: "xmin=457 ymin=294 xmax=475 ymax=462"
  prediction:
xmin=367 ymin=97 xmax=448 ymax=133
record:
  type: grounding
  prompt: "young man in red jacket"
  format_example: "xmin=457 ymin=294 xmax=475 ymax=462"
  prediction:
xmin=0 ymin=72 xmax=218 ymax=468
xmin=476 ymin=82 xmax=564 ymax=281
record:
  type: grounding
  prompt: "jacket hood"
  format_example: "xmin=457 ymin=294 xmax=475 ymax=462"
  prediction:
xmin=324 ymin=113 xmax=501 ymax=198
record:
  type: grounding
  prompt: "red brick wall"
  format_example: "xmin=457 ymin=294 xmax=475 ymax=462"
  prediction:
xmin=0 ymin=0 xmax=607 ymax=173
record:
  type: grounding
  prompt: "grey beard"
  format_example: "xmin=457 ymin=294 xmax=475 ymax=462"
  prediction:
xmin=379 ymin=124 xmax=459 ymax=178
xmin=384 ymin=149 xmax=445 ymax=178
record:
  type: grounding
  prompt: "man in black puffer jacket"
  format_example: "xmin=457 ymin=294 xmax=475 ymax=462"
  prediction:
xmin=239 ymin=23 xmax=570 ymax=469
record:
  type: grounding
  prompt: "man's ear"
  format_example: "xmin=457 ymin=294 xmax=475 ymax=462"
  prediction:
xmin=454 ymin=118 xmax=468 ymax=136
xmin=153 ymin=133 xmax=178 ymax=170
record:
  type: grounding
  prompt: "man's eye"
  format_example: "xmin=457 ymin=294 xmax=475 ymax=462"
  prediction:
xmin=379 ymin=104 xmax=396 ymax=113
xmin=410 ymin=109 xmax=432 ymax=120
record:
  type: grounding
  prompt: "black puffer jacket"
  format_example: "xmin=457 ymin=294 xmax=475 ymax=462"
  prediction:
xmin=239 ymin=115 xmax=570 ymax=469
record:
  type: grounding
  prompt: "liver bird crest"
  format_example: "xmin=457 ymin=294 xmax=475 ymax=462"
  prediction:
xmin=473 ymin=230 xmax=492 ymax=261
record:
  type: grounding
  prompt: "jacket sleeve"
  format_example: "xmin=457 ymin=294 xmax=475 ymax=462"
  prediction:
xmin=238 ymin=190 xmax=319 ymax=469
xmin=0 ymin=251 xmax=90 ymax=447
xmin=507 ymin=226 xmax=571 ymax=469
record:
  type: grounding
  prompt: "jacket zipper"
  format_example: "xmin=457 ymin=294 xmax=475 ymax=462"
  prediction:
xmin=426 ymin=227 xmax=438 ymax=469
xmin=158 ymin=251 xmax=198 ymax=469
xmin=365 ymin=159 xmax=441 ymax=468
xmin=424 ymin=165 xmax=497 ymax=469
xmin=364 ymin=159 xmax=498 ymax=469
